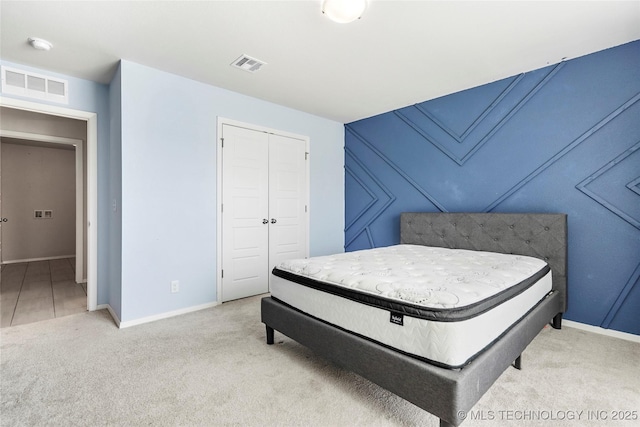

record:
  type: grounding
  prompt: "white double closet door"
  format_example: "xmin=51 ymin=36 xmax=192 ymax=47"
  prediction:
xmin=221 ymin=124 xmax=308 ymax=302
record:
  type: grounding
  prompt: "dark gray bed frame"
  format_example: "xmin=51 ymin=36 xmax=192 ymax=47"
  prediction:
xmin=262 ymin=213 xmax=567 ymax=427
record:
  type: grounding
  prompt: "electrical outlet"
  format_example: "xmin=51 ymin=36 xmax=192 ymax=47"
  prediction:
xmin=171 ymin=280 xmax=180 ymax=293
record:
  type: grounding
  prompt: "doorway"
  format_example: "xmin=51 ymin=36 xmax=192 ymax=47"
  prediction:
xmin=0 ymin=132 xmax=84 ymax=280
xmin=0 ymin=135 xmax=84 ymax=326
xmin=0 ymin=96 xmax=98 ymax=314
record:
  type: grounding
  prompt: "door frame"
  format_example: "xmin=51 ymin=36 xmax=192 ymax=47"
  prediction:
xmin=0 ymin=130 xmax=84 ymax=284
xmin=0 ymin=96 xmax=98 ymax=311
xmin=216 ymin=117 xmax=310 ymax=304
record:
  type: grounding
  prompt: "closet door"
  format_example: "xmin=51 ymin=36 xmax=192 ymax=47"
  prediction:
xmin=221 ymin=123 xmax=308 ymax=302
xmin=268 ymin=134 xmax=308 ymax=283
xmin=221 ymin=125 xmax=270 ymax=302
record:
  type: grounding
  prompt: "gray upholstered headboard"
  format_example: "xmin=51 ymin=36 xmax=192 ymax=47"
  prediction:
xmin=400 ymin=212 xmax=567 ymax=312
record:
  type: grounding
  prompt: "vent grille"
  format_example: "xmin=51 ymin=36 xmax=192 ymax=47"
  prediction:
xmin=27 ymin=75 xmax=46 ymax=92
xmin=231 ymin=54 xmax=266 ymax=73
xmin=48 ymin=80 xmax=66 ymax=96
xmin=1 ymin=66 xmax=68 ymax=104
xmin=6 ymin=70 xmax=26 ymax=88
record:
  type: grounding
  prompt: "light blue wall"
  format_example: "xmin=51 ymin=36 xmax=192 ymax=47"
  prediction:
xmin=108 ymin=64 xmax=122 ymax=317
xmin=118 ymin=60 xmax=344 ymax=322
xmin=1 ymin=58 xmax=344 ymax=324
xmin=345 ymin=41 xmax=640 ymax=336
xmin=0 ymin=59 xmax=112 ymax=307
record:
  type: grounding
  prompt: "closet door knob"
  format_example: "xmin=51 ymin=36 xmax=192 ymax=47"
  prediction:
xmin=271 ymin=218 xmax=277 ymax=224
xmin=262 ymin=219 xmax=268 ymax=224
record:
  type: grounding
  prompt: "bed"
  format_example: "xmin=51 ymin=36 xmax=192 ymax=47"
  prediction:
xmin=261 ymin=212 xmax=567 ymax=427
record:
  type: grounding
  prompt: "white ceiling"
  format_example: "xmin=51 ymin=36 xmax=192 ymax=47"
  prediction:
xmin=1 ymin=1 xmax=639 ymax=123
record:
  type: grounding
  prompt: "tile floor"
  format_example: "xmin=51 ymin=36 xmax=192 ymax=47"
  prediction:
xmin=0 ymin=258 xmax=87 ymax=328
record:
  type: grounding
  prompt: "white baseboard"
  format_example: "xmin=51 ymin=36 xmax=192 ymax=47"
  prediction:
xmin=118 ymin=301 xmax=219 ymax=329
xmin=86 ymin=302 xmax=640 ymax=343
xmin=2 ymin=255 xmax=76 ymax=264
xmin=563 ymin=320 xmax=640 ymax=343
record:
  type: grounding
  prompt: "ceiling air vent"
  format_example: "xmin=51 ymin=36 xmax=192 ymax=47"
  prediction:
xmin=1 ymin=66 xmax=68 ymax=104
xmin=231 ymin=54 xmax=266 ymax=73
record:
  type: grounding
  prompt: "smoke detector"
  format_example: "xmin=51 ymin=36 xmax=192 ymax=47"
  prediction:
xmin=231 ymin=54 xmax=266 ymax=73
xmin=28 ymin=37 xmax=53 ymax=51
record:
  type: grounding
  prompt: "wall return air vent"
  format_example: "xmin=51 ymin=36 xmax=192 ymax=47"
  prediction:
xmin=1 ymin=66 xmax=68 ymax=104
xmin=231 ymin=54 xmax=266 ymax=73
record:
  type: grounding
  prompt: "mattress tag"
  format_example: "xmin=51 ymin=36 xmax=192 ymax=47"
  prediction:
xmin=390 ymin=312 xmax=404 ymax=326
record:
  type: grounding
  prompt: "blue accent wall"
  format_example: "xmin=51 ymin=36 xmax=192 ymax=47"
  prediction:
xmin=345 ymin=41 xmax=640 ymax=335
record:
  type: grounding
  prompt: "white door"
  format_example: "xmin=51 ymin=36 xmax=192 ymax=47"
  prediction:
xmin=221 ymin=125 xmax=270 ymax=302
xmin=268 ymin=134 xmax=308 ymax=282
xmin=221 ymin=124 xmax=308 ymax=302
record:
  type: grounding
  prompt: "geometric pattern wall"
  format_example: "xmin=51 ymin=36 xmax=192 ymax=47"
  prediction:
xmin=345 ymin=40 xmax=640 ymax=335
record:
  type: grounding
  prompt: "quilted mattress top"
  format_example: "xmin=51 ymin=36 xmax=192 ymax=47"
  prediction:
xmin=274 ymin=244 xmax=549 ymax=313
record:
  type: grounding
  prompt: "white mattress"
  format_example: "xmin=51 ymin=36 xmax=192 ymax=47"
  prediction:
xmin=271 ymin=244 xmax=552 ymax=368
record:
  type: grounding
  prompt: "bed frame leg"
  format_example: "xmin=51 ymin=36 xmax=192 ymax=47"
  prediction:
xmin=266 ymin=325 xmax=274 ymax=345
xmin=440 ymin=419 xmax=455 ymax=427
xmin=552 ymin=313 xmax=563 ymax=330
xmin=513 ymin=355 xmax=522 ymax=370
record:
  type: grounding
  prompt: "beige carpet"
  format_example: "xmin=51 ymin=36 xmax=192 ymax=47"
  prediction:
xmin=1 ymin=295 xmax=638 ymax=426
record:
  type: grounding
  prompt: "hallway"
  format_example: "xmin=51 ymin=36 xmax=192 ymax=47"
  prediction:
xmin=0 ymin=258 xmax=86 ymax=328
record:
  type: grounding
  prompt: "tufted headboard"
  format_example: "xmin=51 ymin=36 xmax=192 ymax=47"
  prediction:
xmin=400 ymin=212 xmax=568 ymax=312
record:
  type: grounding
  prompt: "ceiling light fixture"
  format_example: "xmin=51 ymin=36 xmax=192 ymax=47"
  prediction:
xmin=322 ymin=0 xmax=367 ymax=23
xmin=28 ymin=37 xmax=53 ymax=51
